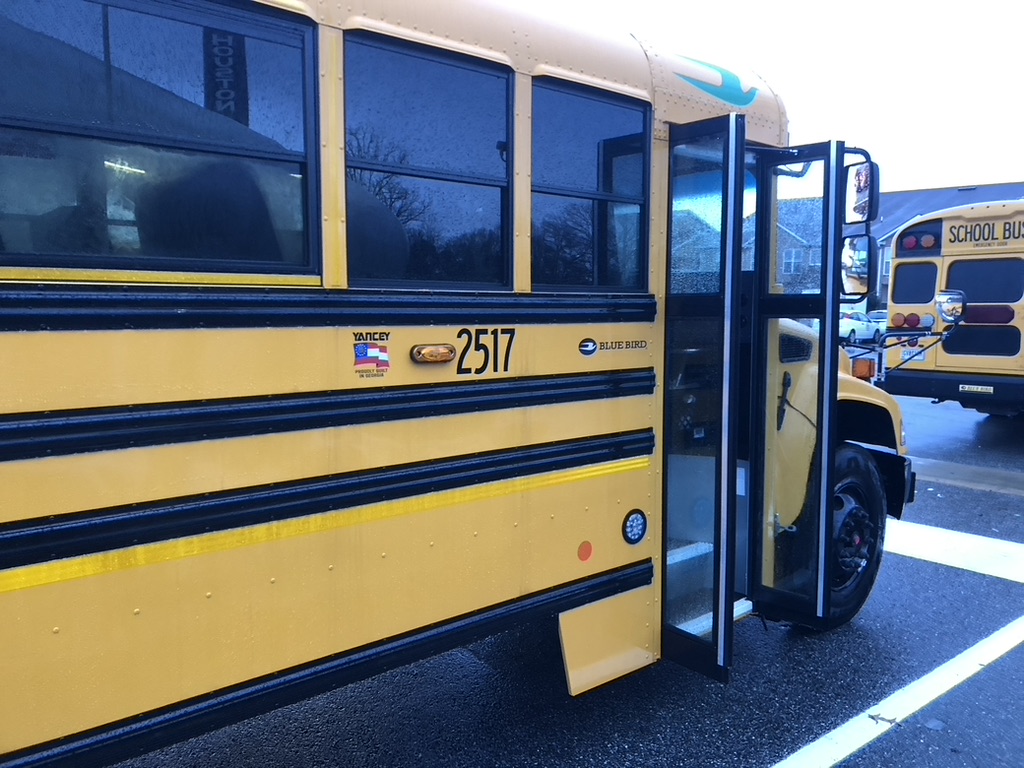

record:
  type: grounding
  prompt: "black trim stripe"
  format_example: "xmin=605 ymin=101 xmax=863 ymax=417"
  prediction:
xmin=4 ymin=560 xmax=653 ymax=768
xmin=0 ymin=429 xmax=655 ymax=570
xmin=0 ymin=287 xmax=656 ymax=331
xmin=0 ymin=369 xmax=655 ymax=463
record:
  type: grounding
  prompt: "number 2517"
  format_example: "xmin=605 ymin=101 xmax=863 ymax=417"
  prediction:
xmin=456 ymin=328 xmax=516 ymax=375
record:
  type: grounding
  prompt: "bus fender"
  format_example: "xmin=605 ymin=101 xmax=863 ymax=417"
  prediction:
xmin=864 ymin=447 xmax=914 ymax=519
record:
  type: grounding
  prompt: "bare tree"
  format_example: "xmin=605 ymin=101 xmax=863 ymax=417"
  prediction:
xmin=346 ymin=129 xmax=429 ymax=227
xmin=533 ymin=202 xmax=593 ymax=284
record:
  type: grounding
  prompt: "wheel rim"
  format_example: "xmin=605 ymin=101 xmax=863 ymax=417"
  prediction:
xmin=832 ymin=489 xmax=876 ymax=591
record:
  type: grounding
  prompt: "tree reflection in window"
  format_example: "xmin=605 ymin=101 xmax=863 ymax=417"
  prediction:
xmin=532 ymin=80 xmax=648 ymax=291
xmin=344 ymin=33 xmax=511 ymax=287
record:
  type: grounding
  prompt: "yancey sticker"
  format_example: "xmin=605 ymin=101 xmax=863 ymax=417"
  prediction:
xmin=354 ymin=331 xmax=390 ymax=378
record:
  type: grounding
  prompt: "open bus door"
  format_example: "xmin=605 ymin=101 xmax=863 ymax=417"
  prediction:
xmin=663 ymin=115 xmax=850 ymax=680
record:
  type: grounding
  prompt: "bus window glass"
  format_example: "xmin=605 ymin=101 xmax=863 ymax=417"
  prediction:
xmin=0 ymin=0 xmax=311 ymax=272
xmin=668 ymin=137 xmax=725 ymax=295
xmin=947 ymin=258 xmax=1024 ymax=303
xmin=770 ymin=162 xmax=825 ymax=295
xmin=344 ymin=34 xmax=511 ymax=286
xmin=943 ymin=326 xmax=1021 ymax=357
xmin=891 ymin=262 xmax=938 ymax=303
xmin=532 ymin=81 xmax=647 ymax=290
xmin=668 ymin=142 xmax=756 ymax=295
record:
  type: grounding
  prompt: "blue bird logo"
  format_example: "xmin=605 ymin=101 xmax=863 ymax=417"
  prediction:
xmin=675 ymin=57 xmax=758 ymax=108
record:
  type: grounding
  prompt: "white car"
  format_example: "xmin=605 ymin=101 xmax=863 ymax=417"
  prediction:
xmin=867 ymin=310 xmax=888 ymax=336
xmin=838 ymin=310 xmax=880 ymax=344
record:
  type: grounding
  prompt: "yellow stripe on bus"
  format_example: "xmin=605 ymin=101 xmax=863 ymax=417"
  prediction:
xmin=0 ymin=267 xmax=321 ymax=286
xmin=0 ymin=456 xmax=651 ymax=595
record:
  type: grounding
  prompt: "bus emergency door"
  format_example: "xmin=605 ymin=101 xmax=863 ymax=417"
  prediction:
xmin=663 ymin=115 xmax=844 ymax=679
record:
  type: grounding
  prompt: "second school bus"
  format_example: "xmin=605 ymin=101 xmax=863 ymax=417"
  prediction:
xmin=882 ymin=200 xmax=1024 ymax=415
xmin=0 ymin=1 xmax=916 ymax=765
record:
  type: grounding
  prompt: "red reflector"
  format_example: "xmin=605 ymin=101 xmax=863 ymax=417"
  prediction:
xmin=905 ymin=313 xmax=921 ymax=328
xmin=902 ymin=235 xmax=918 ymax=250
xmin=892 ymin=313 xmax=906 ymax=327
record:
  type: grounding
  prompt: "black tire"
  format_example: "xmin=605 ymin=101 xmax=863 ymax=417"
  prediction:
xmin=847 ymin=330 xmax=856 ymax=344
xmin=829 ymin=443 xmax=886 ymax=626
xmin=872 ymin=329 xmax=881 ymax=344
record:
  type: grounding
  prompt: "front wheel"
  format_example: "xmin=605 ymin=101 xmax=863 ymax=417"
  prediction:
xmin=846 ymin=329 xmax=856 ymax=345
xmin=829 ymin=443 xmax=886 ymax=626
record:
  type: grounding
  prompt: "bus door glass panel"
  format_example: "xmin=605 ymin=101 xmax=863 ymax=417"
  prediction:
xmin=750 ymin=148 xmax=839 ymax=622
xmin=664 ymin=115 xmax=744 ymax=679
xmin=760 ymin=313 xmax=822 ymax=604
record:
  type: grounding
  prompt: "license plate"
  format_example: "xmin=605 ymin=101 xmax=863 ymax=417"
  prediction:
xmin=900 ymin=348 xmax=927 ymax=363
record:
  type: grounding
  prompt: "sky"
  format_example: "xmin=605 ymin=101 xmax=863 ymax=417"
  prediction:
xmin=517 ymin=1 xmax=1024 ymax=193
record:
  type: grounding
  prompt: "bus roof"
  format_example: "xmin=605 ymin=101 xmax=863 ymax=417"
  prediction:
xmin=259 ymin=0 xmax=789 ymax=147
xmin=895 ymin=199 xmax=1024 ymax=232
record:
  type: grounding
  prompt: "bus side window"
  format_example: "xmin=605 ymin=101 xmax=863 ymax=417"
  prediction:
xmin=0 ymin=1 xmax=313 ymax=275
xmin=136 ymin=161 xmax=282 ymax=262
xmin=346 ymin=179 xmax=410 ymax=279
xmin=32 ymin=203 xmax=107 ymax=255
xmin=891 ymin=262 xmax=938 ymax=304
xmin=343 ymin=32 xmax=512 ymax=287
xmin=532 ymin=80 xmax=649 ymax=291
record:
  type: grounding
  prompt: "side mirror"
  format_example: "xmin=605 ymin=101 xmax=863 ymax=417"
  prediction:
xmin=840 ymin=234 xmax=875 ymax=301
xmin=844 ymin=160 xmax=879 ymax=225
xmin=937 ymin=289 xmax=966 ymax=326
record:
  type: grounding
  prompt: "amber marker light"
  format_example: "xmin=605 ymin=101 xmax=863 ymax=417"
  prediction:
xmin=410 ymin=344 xmax=456 ymax=363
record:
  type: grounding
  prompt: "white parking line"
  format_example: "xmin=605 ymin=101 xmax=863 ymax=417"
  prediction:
xmin=885 ymin=519 xmax=1024 ymax=583
xmin=772 ymin=520 xmax=1024 ymax=767
xmin=772 ymin=615 xmax=1024 ymax=768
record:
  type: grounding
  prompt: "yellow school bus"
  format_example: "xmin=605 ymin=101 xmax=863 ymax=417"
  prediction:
xmin=0 ymin=1 xmax=913 ymax=765
xmin=881 ymin=200 xmax=1024 ymax=415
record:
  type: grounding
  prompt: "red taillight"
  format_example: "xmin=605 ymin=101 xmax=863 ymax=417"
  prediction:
xmin=905 ymin=313 xmax=921 ymax=328
xmin=920 ymin=233 xmax=937 ymax=248
xmin=892 ymin=313 xmax=906 ymax=327
xmin=902 ymin=235 xmax=918 ymax=250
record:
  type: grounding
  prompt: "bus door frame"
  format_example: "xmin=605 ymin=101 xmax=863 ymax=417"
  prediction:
xmin=662 ymin=114 xmax=745 ymax=680
xmin=662 ymin=115 xmax=846 ymax=681
xmin=745 ymin=140 xmax=845 ymax=628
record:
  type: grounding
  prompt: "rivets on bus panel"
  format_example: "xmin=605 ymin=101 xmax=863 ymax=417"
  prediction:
xmin=410 ymin=344 xmax=456 ymax=363
xmin=622 ymin=509 xmax=647 ymax=545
